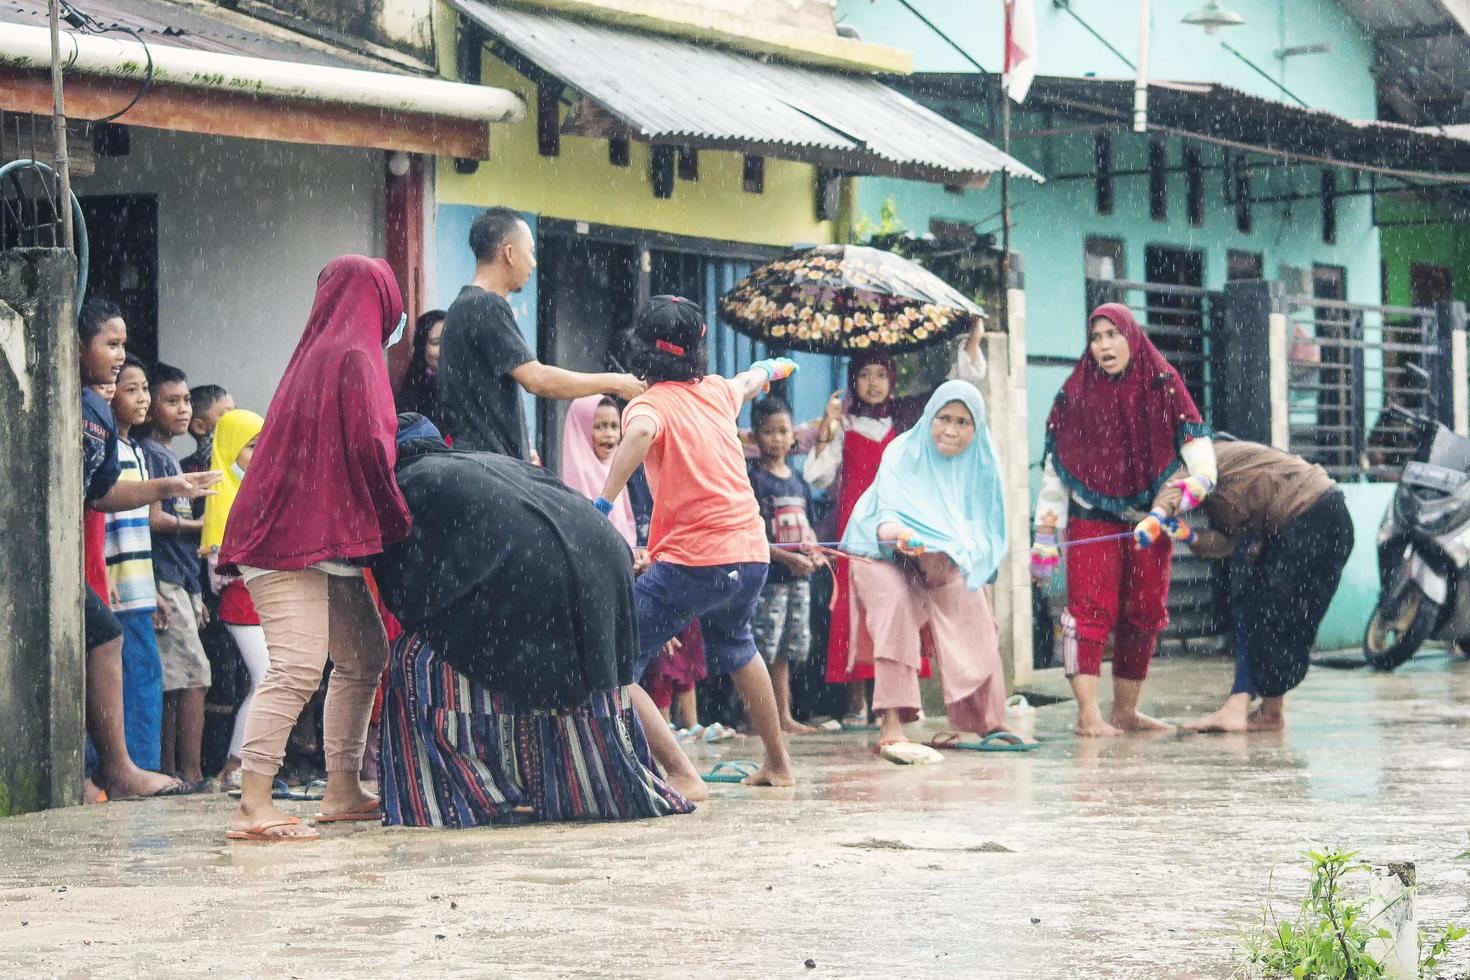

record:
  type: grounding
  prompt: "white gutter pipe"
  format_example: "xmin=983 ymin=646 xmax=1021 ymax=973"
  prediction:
xmin=0 ymin=23 xmax=525 ymax=123
xmin=1133 ymin=0 xmax=1151 ymax=132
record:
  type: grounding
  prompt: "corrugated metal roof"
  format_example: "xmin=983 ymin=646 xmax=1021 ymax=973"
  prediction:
xmin=0 ymin=0 xmax=394 ymax=71
xmin=1333 ymin=0 xmax=1470 ymax=125
xmin=454 ymin=0 xmax=1041 ymax=184
xmin=1017 ymin=76 xmax=1470 ymax=180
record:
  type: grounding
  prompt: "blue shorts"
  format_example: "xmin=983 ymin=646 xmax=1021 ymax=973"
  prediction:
xmin=634 ymin=561 xmax=768 ymax=680
xmin=117 ymin=609 xmax=164 ymax=771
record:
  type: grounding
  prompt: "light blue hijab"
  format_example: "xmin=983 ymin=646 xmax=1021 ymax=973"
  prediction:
xmin=840 ymin=380 xmax=1007 ymax=590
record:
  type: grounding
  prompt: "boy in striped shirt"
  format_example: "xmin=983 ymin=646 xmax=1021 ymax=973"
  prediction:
xmin=105 ymin=355 xmax=167 ymax=772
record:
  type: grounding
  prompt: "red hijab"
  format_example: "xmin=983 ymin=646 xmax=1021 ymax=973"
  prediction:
xmin=1045 ymin=303 xmax=1206 ymax=512
xmin=220 ymin=255 xmax=411 ymax=570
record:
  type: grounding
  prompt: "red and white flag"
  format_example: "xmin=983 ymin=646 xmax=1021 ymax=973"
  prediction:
xmin=1004 ymin=0 xmax=1037 ymax=104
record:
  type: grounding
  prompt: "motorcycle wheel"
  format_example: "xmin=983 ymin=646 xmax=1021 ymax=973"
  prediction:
xmin=1364 ymin=588 xmax=1441 ymax=671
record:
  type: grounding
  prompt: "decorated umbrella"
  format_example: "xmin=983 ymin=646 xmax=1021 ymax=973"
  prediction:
xmin=717 ymin=244 xmax=985 ymax=355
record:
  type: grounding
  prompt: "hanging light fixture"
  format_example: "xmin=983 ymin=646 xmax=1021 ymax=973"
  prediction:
xmin=1182 ymin=1 xmax=1245 ymax=35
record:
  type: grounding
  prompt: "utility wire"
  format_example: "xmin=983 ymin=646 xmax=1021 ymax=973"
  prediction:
xmin=59 ymin=0 xmax=154 ymax=124
xmin=1052 ymin=1 xmax=1135 ymax=71
xmin=893 ymin=0 xmax=988 ymax=74
xmin=1219 ymin=40 xmax=1308 ymax=108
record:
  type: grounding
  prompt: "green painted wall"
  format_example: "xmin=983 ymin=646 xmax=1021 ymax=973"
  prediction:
xmin=1317 ymin=484 xmax=1394 ymax=650
xmin=1380 ymin=197 xmax=1470 ymax=308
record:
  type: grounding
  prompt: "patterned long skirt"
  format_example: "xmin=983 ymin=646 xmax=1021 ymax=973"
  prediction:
xmin=380 ymin=632 xmax=694 ymax=828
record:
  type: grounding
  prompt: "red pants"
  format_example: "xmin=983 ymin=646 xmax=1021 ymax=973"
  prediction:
xmin=1059 ymin=518 xmax=1172 ymax=681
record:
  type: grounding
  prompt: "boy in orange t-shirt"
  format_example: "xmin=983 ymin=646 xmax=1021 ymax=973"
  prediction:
xmin=600 ymin=296 xmax=799 ymax=795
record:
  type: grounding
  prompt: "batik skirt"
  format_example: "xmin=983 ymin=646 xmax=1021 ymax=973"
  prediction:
xmin=380 ymin=632 xmax=693 ymax=828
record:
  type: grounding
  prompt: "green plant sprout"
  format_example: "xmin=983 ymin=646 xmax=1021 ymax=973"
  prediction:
xmin=1240 ymin=847 xmax=1466 ymax=979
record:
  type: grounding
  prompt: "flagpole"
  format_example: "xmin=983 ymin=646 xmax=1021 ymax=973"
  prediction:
xmin=999 ymin=4 xmax=1013 ymax=336
xmin=1000 ymin=88 xmax=1011 ymax=330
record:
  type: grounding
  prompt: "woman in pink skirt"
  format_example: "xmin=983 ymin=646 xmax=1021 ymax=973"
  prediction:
xmin=841 ymin=381 xmax=1019 ymax=757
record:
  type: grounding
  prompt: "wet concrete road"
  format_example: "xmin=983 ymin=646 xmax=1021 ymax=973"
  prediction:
xmin=4 ymin=651 xmax=1470 ymax=979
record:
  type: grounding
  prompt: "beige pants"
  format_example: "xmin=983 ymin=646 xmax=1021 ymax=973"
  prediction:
xmin=240 ymin=568 xmax=388 ymax=777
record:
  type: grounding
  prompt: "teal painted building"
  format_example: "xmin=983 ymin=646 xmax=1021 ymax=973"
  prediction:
xmin=839 ymin=0 xmax=1395 ymax=649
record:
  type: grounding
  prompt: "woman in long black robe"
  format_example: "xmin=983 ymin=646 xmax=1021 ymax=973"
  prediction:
xmin=372 ymin=416 xmax=692 ymax=827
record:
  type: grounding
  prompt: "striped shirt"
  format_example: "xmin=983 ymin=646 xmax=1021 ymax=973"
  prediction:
xmin=105 ymin=437 xmax=157 ymax=613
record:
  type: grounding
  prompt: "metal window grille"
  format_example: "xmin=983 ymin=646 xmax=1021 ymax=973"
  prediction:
xmin=1282 ymin=295 xmax=1438 ymax=480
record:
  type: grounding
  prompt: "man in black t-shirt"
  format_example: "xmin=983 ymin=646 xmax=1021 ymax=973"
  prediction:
xmin=438 ymin=207 xmax=645 ymax=460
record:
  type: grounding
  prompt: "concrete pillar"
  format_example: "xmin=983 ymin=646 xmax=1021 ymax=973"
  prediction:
xmin=1454 ymin=328 xmax=1468 ymax=438
xmin=981 ymin=285 xmax=1033 ymax=690
xmin=1268 ymin=311 xmax=1289 ymax=450
xmin=1365 ymin=862 xmax=1418 ymax=979
xmin=1218 ymin=280 xmax=1277 ymax=442
xmin=0 ymin=248 xmax=81 ymax=814
xmin=1433 ymin=301 xmax=1467 ymax=436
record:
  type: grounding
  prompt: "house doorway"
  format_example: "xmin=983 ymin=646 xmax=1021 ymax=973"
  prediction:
xmin=79 ymin=194 xmax=159 ymax=366
xmin=1411 ymin=263 xmax=1453 ymax=307
xmin=535 ymin=232 xmax=639 ymax=474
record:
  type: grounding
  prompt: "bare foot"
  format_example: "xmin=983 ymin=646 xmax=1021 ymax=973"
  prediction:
xmin=781 ymin=719 xmax=818 ymax=735
xmin=1182 ymin=705 xmax=1248 ymax=734
xmin=318 ymin=786 xmax=378 ymax=819
xmin=1111 ymin=711 xmax=1176 ymax=734
xmin=98 ymin=763 xmax=182 ymax=800
xmin=230 ymin=801 xmax=318 ymax=840
xmin=83 ymin=778 xmax=106 ymax=804
xmin=742 ymin=765 xmax=796 ymax=788
xmin=1247 ymin=710 xmax=1285 ymax=732
xmin=667 ymin=772 xmax=710 ymax=803
xmin=996 ymin=724 xmax=1038 ymax=745
xmin=1075 ymin=713 xmax=1122 ymax=738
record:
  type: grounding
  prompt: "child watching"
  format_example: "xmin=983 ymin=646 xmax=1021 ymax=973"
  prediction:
xmin=80 ymin=300 xmax=218 ymax=801
xmin=599 ymin=295 xmax=800 ymax=793
xmin=142 ymin=362 xmax=213 ymax=791
xmin=199 ymin=409 xmax=267 ymax=790
xmin=104 ymin=355 xmax=168 ymax=774
xmin=183 ymin=384 xmax=235 ymax=475
xmin=748 ymin=397 xmax=818 ymax=735
xmin=560 ymin=395 xmax=718 ymax=743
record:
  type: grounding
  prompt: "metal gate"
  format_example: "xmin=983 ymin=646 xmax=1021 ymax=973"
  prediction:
xmin=1280 ymin=294 xmax=1440 ymax=481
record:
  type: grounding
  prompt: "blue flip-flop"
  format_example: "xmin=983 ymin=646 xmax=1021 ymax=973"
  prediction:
xmin=227 ymin=779 xmax=326 ymax=801
xmin=958 ymin=732 xmax=1041 ymax=753
xmin=702 ymin=760 xmax=760 ymax=784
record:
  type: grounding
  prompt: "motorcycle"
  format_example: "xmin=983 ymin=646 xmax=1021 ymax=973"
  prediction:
xmin=1364 ymin=374 xmax=1470 ymax=670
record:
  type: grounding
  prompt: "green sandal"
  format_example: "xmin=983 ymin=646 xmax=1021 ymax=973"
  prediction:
xmin=702 ymin=760 xmax=760 ymax=783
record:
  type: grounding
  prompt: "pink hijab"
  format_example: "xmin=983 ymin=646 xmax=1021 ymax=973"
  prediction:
xmin=560 ymin=395 xmax=636 ymax=546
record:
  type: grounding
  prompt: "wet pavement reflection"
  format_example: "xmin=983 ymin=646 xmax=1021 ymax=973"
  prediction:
xmin=3 ymin=651 xmax=1470 ymax=977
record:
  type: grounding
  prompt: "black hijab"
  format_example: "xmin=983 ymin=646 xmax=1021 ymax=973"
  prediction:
xmin=395 ymin=310 xmax=445 ymax=421
xmin=372 ymin=416 xmax=638 ymax=709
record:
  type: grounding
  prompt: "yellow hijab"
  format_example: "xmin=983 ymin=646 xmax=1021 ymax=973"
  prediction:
xmin=199 ymin=409 xmax=265 ymax=555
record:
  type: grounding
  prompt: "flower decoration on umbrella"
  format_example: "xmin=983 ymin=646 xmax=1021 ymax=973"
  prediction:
xmin=718 ymin=245 xmax=985 ymax=355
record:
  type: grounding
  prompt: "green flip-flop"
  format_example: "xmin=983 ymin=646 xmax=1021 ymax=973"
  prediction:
xmin=702 ymin=760 xmax=760 ymax=784
xmin=955 ymin=732 xmax=1041 ymax=753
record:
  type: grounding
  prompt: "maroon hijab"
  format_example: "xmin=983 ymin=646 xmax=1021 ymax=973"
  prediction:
xmin=846 ymin=349 xmax=897 ymax=420
xmin=220 ymin=255 xmax=411 ymax=570
xmin=1045 ymin=303 xmax=1205 ymax=512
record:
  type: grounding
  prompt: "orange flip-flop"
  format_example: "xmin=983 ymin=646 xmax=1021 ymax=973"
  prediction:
xmin=315 ymin=798 xmax=381 ymax=824
xmin=226 ymin=816 xmax=320 ymax=843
